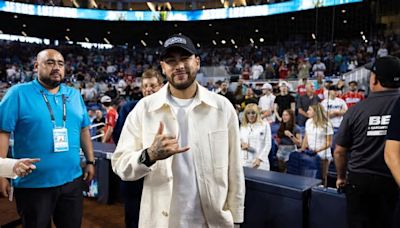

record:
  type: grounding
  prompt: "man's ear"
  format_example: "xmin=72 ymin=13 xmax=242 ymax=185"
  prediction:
xmin=33 ymin=61 xmax=39 ymax=72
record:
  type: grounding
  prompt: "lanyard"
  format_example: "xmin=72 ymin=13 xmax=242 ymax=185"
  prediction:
xmin=40 ymin=91 xmax=67 ymax=128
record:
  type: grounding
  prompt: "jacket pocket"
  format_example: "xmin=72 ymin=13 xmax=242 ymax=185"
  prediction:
xmin=208 ymin=129 xmax=229 ymax=168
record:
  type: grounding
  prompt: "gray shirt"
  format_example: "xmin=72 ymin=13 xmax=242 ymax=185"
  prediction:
xmin=296 ymin=94 xmax=320 ymax=126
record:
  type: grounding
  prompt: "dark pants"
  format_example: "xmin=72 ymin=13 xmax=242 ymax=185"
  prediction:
xmin=120 ymin=179 xmax=144 ymax=228
xmin=346 ymin=172 xmax=399 ymax=228
xmin=14 ymin=177 xmax=83 ymax=228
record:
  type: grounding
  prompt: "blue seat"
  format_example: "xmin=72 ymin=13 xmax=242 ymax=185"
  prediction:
xmin=243 ymin=168 xmax=321 ymax=228
xmin=287 ymin=151 xmax=321 ymax=179
xmin=268 ymin=138 xmax=279 ymax=171
xmin=309 ymin=186 xmax=347 ymax=228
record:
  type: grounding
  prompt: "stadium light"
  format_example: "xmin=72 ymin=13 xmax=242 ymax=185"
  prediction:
xmin=341 ymin=9 xmax=346 ymax=13
xmin=85 ymin=37 xmax=89 ymax=42
xmin=365 ymin=40 xmax=368 ymax=43
xmin=250 ymin=38 xmax=254 ymax=44
xmin=174 ymin=24 xmax=178 ymax=27
xmin=22 ymin=24 xmax=26 ymax=27
xmin=343 ymin=20 xmax=347 ymax=24
xmin=145 ymin=32 xmax=148 ymax=36
xmin=14 ymin=15 xmax=18 ymax=19
xmin=107 ymin=31 xmax=111 ymax=34
xmin=212 ymin=40 xmax=217 ymax=46
xmin=312 ymin=33 xmax=316 ymax=40
xmin=66 ymin=28 xmax=70 ymax=32
xmin=360 ymin=31 xmax=364 ymax=35
xmin=231 ymin=39 xmax=235 ymax=45
xmin=216 ymin=31 xmax=219 ymax=35
xmin=141 ymin=40 xmax=147 ymax=47
xmin=197 ymin=43 xmax=201 ymax=48
xmin=159 ymin=40 xmax=163 ymax=45
xmin=103 ymin=37 xmax=110 ymax=44
xmin=291 ymin=16 xmax=295 ymax=20
xmin=234 ymin=45 xmax=238 ymax=49
xmin=221 ymin=40 xmax=226 ymax=44
xmin=362 ymin=35 xmax=366 ymax=40
xmin=21 ymin=31 xmax=27 ymax=37
xmin=0 ymin=30 xmax=2 ymax=34
xmin=65 ymin=36 xmax=70 ymax=41
xmin=259 ymin=38 xmax=264 ymax=42
xmin=209 ymin=23 xmax=212 ymax=27
xmin=255 ymin=29 xmax=259 ymax=33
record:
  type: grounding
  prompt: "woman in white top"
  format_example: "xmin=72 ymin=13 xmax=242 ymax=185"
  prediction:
xmin=0 ymin=158 xmax=39 ymax=178
xmin=301 ymin=103 xmax=333 ymax=187
xmin=240 ymin=104 xmax=272 ymax=170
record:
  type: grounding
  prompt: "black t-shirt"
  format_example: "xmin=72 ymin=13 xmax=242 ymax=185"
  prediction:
xmin=274 ymin=94 xmax=295 ymax=117
xmin=386 ymin=98 xmax=400 ymax=140
xmin=335 ymin=90 xmax=400 ymax=177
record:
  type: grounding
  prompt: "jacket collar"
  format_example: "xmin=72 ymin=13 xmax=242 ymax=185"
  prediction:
xmin=148 ymin=82 xmax=218 ymax=112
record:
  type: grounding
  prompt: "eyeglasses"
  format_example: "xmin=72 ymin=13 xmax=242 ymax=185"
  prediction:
xmin=246 ymin=111 xmax=257 ymax=115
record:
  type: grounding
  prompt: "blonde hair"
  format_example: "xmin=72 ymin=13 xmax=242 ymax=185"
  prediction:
xmin=241 ymin=103 xmax=262 ymax=127
xmin=310 ymin=103 xmax=330 ymax=128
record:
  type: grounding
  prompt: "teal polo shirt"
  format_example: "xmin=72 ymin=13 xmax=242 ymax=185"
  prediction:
xmin=0 ymin=80 xmax=90 ymax=188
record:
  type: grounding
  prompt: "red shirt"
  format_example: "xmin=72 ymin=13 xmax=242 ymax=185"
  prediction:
xmin=104 ymin=107 xmax=118 ymax=143
xmin=297 ymin=85 xmax=307 ymax=96
xmin=341 ymin=91 xmax=365 ymax=108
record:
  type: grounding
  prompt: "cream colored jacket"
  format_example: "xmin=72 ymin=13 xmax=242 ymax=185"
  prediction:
xmin=111 ymin=83 xmax=245 ymax=228
xmin=0 ymin=158 xmax=17 ymax=178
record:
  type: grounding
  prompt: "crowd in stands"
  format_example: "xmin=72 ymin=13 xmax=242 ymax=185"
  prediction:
xmin=1 ymin=34 xmax=399 ymax=184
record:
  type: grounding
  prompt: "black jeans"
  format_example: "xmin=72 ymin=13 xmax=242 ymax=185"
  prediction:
xmin=346 ymin=172 xmax=399 ymax=228
xmin=14 ymin=176 xmax=83 ymax=228
xmin=120 ymin=178 xmax=143 ymax=228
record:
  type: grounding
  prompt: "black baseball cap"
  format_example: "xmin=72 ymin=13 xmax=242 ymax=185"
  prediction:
xmin=365 ymin=55 xmax=400 ymax=87
xmin=160 ymin=34 xmax=197 ymax=59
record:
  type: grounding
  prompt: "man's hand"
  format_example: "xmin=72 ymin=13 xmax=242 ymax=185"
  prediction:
xmin=252 ymin=158 xmax=261 ymax=169
xmin=13 ymin=158 xmax=40 ymax=177
xmin=147 ymin=122 xmax=190 ymax=162
xmin=241 ymin=142 xmax=249 ymax=150
xmin=83 ymin=164 xmax=95 ymax=182
xmin=336 ymin=177 xmax=346 ymax=189
xmin=0 ymin=177 xmax=11 ymax=197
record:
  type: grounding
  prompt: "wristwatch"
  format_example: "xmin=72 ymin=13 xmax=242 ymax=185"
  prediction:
xmin=139 ymin=149 xmax=155 ymax=167
xmin=86 ymin=160 xmax=96 ymax=165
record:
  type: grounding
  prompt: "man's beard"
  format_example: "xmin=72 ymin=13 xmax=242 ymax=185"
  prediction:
xmin=40 ymin=77 xmax=62 ymax=89
xmin=168 ymin=71 xmax=196 ymax=90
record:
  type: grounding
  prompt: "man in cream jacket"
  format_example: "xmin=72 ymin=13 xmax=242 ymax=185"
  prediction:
xmin=112 ymin=34 xmax=245 ymax=228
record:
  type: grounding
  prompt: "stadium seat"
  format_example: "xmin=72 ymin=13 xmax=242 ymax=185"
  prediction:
xmin=309 ymin=186 xmax=347 ymax=228
xmin=268 ymin=138 xmax=279 ymax=171
xmin=287 ymin=151 xmax=321 ymax=179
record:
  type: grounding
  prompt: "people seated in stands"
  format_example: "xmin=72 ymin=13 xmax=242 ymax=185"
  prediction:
xmin=315 ymin=79 xmax=333 ymax=100
xmin=276 ymin=109 xmax=302 ymax=173
xmin=217 ymin=80 xmax=236 ymax=106
xmin=297 ymin=58 xmax=311 ymax=80
xmin=274 ymin=81 xmax=295 ymax=122
xmin=240 ymin=87 xmax=258 ymax=111
xmin=92 ymin=109 xmax=105 ymax=142
xmin=240 ymin=104 xmax=271 ymax=170
xmin=320 ymin=86 xmax=348 ymax=129
xmin=301 ymin=104 xmax=333 ymax=187
xmin=312 ymin=57 xmax=326 ymax=78
xmin=296 ymin=78 xmax=308 ymax=96
xmin=341 ymin=80 xmax=365 ymax=108
xmin=258 ymin=83 xmax=276 ymax=124
xmin=296 ymin=84 xmax=320 ymax=126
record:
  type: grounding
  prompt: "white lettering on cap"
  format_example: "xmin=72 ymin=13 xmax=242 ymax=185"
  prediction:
xmin=164 ymin=37 xmax=187 ymax=48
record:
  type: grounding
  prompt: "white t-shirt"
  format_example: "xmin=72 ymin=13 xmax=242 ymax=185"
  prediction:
xmin=321 ymin=97 xmax=348 ymax=128
xmin=305 ymin=119 xmax=334 ymax=160
xmin=258 ymin=94 xmax=276 ymax=122
xmin=251 ymin=64 xmax=264 ymax=80
xmin=168 ymin=95 xmax=207 ymax=228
